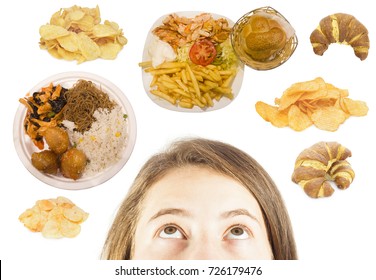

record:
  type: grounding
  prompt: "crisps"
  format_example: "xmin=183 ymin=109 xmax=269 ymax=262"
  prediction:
xmin=256 ymin=77 xmax=368 ymax=131
xmin=39 ymin=5 xmax=127 ymax=63
xmin=19 ymin=196 xmax=88 ymax=238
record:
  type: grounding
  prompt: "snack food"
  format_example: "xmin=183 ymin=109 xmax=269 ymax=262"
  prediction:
xmin=39 ymin=5 xmax=127 ymax=63
xmin=231 ymin=6 xmax=297 ymax=70
xmin=140 ymin=12 xmax=242 ymax=111
xmin=19 ymin=196 xmax=89 ymax=238
xmin=310 ymin=13 xmax=369 ymax=60
xmin=291 ymin=142 xmax=355 ymax=198
xmin=255 ymin=77 xmax=368 ymax=131
xmin=139 ymin=61 xmax=236 ymax=109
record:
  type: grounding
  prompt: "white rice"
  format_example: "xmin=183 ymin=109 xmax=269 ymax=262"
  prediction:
xmin=63 ymin=105 xmax=128 ymax=176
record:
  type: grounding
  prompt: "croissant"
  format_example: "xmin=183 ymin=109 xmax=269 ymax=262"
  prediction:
xmin=310 ymin=13 xmax=369 ymax=60
xmin=292 ymin=142 xmax=355 ymax=198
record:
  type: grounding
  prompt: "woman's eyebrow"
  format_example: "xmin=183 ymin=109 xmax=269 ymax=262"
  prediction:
xmin=221 ymin=208 xmax=260 ymax=224
xmin=148 ymin=208 xmax=190 ymax=223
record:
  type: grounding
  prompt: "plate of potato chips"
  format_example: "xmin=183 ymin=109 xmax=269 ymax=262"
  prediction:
xmin=140 ymin=11 xmax=244 ymax=112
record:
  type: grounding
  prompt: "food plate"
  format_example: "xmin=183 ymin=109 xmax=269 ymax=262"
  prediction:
xmin=13 ymin=72 xmax=137 ymax=190
xmin=141 ymin=11 xmax=245 ymax=112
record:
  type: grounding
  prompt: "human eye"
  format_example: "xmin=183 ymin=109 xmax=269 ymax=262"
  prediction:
xmin=158 ymin=224 xmax=186 ymax=239
xmin=223 ymin=225 xmax=251 ymax=240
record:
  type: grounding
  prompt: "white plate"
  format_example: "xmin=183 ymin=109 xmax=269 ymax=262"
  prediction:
xmin=141 ymin=11 xmax=245 ymax=112
xmin=13 ymin=71 xmax=137 ymax=190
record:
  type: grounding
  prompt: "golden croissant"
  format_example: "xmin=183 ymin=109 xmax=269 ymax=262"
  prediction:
xmin=292 ymin=142 xmax=355 ymax=198
xmin=310 ymin=13 xmax=369 ymax=60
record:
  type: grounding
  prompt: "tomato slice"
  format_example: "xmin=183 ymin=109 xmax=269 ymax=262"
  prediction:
xmin=189 ymin=39 xmax=217 ymax=66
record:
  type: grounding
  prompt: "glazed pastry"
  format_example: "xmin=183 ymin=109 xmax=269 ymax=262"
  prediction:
xmin=291 ymin=142 xmax=355 ymax=198
xmin=310 ymin=13 xmax=369 ymax=60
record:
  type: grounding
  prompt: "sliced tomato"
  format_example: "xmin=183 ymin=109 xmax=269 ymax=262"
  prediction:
xmin=189 ymin=39 xmax=217 ymax=66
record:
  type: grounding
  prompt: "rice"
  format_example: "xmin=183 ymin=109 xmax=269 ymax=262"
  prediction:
xmin=63 ymin=105 xmax=128 ymax=176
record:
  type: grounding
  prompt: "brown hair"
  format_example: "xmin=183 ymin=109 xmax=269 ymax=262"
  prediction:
xmin=101 ymin=138 xmax=297 ymax=260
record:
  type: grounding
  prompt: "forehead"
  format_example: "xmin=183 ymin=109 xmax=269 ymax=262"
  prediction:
xmin=141 ymin=166 xmax=264 ymax=220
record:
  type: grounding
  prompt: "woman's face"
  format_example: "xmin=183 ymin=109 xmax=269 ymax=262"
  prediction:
xmin=132 ymin=166 xmax=273 ymax=260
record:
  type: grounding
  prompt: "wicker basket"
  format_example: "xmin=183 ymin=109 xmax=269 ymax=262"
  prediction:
xmin=231 ymin=6 xmax=298 ymax=70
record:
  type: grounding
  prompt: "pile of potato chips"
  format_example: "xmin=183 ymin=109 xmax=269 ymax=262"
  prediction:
xmin=19 ymin=196 xmax=88 ymax=238
xmin=255 ymin=77 xmax=368 ymax=131
xmin=39 ymin=5 xmax=127 ymax=63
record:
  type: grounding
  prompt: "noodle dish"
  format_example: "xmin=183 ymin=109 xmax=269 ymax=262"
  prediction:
xmin=13 ymin=72 xmax=137 ymax=190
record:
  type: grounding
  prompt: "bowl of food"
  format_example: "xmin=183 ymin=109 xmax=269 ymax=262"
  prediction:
xmin=231 ymin=6 xmax=298 ymax=70
xmin=140 ymin=11 xmax=244 ymax=112
xmin=13 ymin=72 xmax=137 ymax=190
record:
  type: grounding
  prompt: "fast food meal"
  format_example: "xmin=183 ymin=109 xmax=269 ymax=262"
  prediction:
xmin=140 ymin=12 xmax=241 ymax=110
xmin=19 ymin=79 xmax=129 ymax=180
xmin=39 ymin=5 xmax=127 ymax=63
xmin=19 ymin=196 xmax=89 ymax=238
xmin=310 ymin=13 xmax=369 ymax=60
xmin=255 ymin=77 xmax=368 ymax=131
xmin=231 ymin=6 xmax=297 ymax=70
xmin=291 ymin=142 xmax=355 ymax=198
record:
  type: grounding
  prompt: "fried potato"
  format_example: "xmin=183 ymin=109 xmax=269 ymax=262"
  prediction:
xmin=19 ymin=197 xmax=88 ymax=239
xmin=39 ymin=5 xmax=127 ymax=63
xmin=39 ymin=25 xmax=70 ymax=40
xmin=255 ymin=101 xmax=289 ymax=128
xmin=140 ymin=61 xmax=237 ymax=109
xmin=288 ymin=105 xmax=313 ymax=131
xmin=255 ymin=77 xmax=368 ymax=131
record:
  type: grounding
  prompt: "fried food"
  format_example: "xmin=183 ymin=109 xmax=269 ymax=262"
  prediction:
xmin=140 ymin=61 xmax=236 ymax=109
xmin=43 ymin=127 xmax=70 ymax=155
xmin=39 ymin=5 xmax=127 ymax=63
xmin=19 ymin=196 xmax=88 ymax=238
xmin=60 ymin=148 xmax=88 ymax=180
xmin=31 ymin=150 xmax=59 ymax=175
xmin=152 ymin=13 xmax=231 ymax=51
xmin=255 ymin=77 xmax=368 ymax=131
xmin=19 ymin=83 xmax=67 ymax=149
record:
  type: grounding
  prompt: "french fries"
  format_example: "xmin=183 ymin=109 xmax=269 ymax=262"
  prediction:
xmin=140 ymin=61 xmax=237 ymax=109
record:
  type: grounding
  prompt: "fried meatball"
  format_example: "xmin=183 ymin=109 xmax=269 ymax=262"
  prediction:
xmin=31 ymin=150 xmax=59 ymax=174
xmin=60 ymin=148 xmax=87 ymax=180
xmin=44 ymin=127 xmax=70 ymax=155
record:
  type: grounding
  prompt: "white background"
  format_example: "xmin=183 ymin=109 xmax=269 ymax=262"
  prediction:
xmin=1 ymin=0 xmax=375 ymax=279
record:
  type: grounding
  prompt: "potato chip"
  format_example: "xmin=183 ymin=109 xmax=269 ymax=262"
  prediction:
xmin=56 ymin=33 xmax=79 ymax=52
xmin=92 ymin=23 xmax=119 ymax=37
xmin=288 ymin=105 xmax=313 ymax=131
xmin=39 ymin=25 xmax=70 ymax=40
xmin=311 ymin=107 xmax=348 ymax=131
xmin=42 ymin=219 xmax=63 ymax=239
xmin=19 ymin=197 xmax=88 ymax=239
xmin=255 ymin=77 xmax=368 ymax=131
xmin=255 ymin=101 xmax=288 ymax=127
xmin=60 ymin=219 xmax=81 ymax=238
xmin=39 ymin=5 xmax=127 ymax=63
xmin=66 ymin=9 xmax=85 ymax=21
xmin=77 ymin=32 xmax=101 ymax=60
xmin=99 ymin=42 xmax=122 ymax=59
xmin=343 ymin=98 xmax=369 ymax=116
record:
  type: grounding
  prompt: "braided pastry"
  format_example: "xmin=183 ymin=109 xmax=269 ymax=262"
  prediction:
xmin=292 ymin=142 xmax=355 ymax=198
xmin=310 ymin=13 xmax=369 ymax=60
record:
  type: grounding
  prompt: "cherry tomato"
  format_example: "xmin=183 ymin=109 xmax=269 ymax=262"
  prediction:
xmin=189 ymin=39 xmax=217 ymax=66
